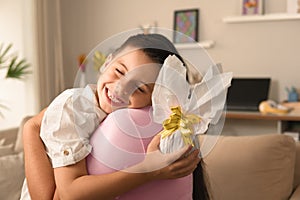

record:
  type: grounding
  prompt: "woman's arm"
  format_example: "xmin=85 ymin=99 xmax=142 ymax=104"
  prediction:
xmin=22 ymin=108 xmax=59 ymax=200
xmin=24 ymin=110 xmax=200 ymax=200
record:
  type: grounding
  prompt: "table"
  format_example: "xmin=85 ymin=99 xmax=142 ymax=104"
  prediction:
xmin=225 ymin=102 xmax=300 ymax=135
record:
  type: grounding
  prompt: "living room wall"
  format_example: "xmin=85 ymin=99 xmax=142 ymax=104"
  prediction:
xmin=0 ymin=0 xmax=38 ymax=130
xmin=60 ymin=0 xmax=300 ymax=102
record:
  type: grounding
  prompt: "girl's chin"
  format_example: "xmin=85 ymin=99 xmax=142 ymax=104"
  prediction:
xmin=101 ymin=101 xmax=128 ymax=114
xmin=110 ymin=101 xmax=128 ymax=108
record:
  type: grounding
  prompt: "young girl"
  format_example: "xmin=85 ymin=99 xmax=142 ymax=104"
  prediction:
xmin=21 ymin=34 xmax=204 ymax=199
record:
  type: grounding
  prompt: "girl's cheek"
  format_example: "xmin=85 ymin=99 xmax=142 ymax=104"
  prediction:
xmin=100 ymin=72 xmax=114 ymax=82
xmin=107 ymin=69 xmax=118 ymax=79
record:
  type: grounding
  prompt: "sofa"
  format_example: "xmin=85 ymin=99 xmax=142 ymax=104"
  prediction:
xmin=0 ymin=128 xmax=24 ymax=200
xmin=200 ymin=134 xmax=300 ymax=200
xmin=0 ymin=117 xmax=299 ymax=200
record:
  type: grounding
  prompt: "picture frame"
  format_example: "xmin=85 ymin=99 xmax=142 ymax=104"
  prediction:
xmin=173 ymin=9 xmax=199 ymax=43
xmin=241 ymin=0 xmax=264 ymax=15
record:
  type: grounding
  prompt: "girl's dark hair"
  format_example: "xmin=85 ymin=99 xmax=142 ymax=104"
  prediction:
xmin=113 ymin=33 xmax=185 ymax=65
xmin=193 ymin=160 xmax=211 ymax=199
xmin=116 ymin=33 xmax=211 ymax=200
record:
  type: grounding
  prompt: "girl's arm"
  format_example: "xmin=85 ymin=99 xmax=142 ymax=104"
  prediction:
xmin=22 ymin=108 xmax=59 ymax=200
xmin=54 ymin=137 xmax=199 ymax=200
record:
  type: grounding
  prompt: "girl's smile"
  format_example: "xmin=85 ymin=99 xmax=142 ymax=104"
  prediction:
xmin=104 ymin=86 xmax=127 ymax=106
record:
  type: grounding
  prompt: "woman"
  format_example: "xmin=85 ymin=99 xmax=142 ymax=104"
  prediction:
xmin=22 ymin=34 xmax=208 ymax=199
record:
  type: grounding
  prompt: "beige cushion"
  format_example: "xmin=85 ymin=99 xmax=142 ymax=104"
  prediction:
xmin=0 ymin=143 xmax=14 ymax=157
xmin=200 ymin=134 xmax=296 ymax=200
xmin=0 ymin=128 xmax=18 ymax=156
xmin=0 ymin=128 xmax=18 ymax=146
xmin=0 ymin=152 xmax=24 ymax=200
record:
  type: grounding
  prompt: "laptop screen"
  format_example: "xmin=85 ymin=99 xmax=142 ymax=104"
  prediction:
xmin=226 ymin=78 xmax=271 ymax=111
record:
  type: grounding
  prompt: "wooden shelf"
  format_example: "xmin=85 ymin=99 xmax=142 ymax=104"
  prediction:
xmin=226 ymin=111 xmax=300 ymax=121
xmin=223 ymin=13 xmax=300 ymax=23
xmin=225 ymin=103 xmax=300 ymax=134
xmin=175 ymin=40 xmax=215 ymax=49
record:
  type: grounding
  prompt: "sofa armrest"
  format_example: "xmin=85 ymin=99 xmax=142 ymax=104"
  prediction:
xmin=290 ymin=185 xmax=300 ymax=200
xmin=0 ymin=128 xmax=18 ymax=146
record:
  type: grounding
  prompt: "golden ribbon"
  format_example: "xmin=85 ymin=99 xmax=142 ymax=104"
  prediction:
xmin=159 ymin=106 xmax=201 ymax=146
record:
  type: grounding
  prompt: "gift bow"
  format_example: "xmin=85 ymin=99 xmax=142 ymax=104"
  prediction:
xmin=159 ymin=106 xmax=201 ymax=146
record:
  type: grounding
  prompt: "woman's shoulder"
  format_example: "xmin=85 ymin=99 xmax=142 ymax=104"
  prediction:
xmin=88 ymin=106 xmax=161 ymax=173
xmin=109 ymin=106 xmax=155 ymax=126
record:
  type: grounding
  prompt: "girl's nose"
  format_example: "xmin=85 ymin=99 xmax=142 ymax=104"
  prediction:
xmin=115 ymin=77 xmax=137 ymax=100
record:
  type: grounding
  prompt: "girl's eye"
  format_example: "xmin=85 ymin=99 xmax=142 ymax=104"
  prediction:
xmin=115 ymin=68 xmax=124 ymax=75
xmin=136 ymin=84 xmax=147 ymax=93
xmin=138 ymin=87 xmax=145 ymax=93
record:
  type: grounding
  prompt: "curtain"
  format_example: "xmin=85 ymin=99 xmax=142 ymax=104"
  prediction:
xmin=35 ymin=0 xmax=65 ymax=109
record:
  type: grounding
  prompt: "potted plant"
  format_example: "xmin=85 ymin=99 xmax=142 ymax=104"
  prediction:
xmin=0 ymin=42 xmax=31 ymax=117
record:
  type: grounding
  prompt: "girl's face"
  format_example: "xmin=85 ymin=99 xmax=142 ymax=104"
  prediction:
xmin=97 ymin=49 xmax=161 ymax=114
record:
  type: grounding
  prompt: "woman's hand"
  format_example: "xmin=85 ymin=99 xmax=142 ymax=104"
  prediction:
xmin=149 ymin=134 xmax=200 ymax=180
xmin=125 ymin=134 xmax=200 ymax=181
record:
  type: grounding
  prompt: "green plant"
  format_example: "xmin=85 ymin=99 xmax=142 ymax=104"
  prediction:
xmin=0 ymin=43 xmax=31 ymax=79
xmin=0 ymin=42 xmax=31 ymax=118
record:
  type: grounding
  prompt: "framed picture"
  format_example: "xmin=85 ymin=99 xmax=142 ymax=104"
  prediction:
xmin=241 ymin=0 xmax=264 ymax=15
xmin=173 ymin=9 xmax=199 ymax=43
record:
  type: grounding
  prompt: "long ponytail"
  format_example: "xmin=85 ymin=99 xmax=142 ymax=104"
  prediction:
xmin=193 ymin=159 xmax=211 ymax=199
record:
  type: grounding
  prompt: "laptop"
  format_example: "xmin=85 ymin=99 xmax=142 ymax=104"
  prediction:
xmin=226 ymin=78 xmax=271 ymax=111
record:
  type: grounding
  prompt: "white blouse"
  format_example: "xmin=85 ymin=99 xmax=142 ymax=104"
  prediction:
xmin=40 ymin=84 xmax=107 ymax=168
